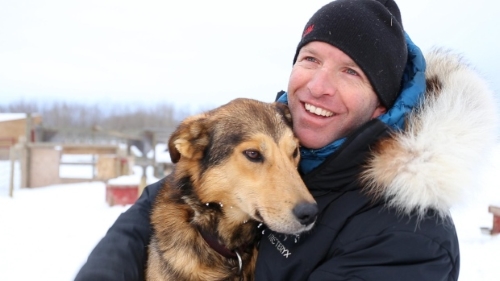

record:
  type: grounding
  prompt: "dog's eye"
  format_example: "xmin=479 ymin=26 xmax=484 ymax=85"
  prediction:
xmin=292 ymin=147 xmax=299 ymax=158
xmin=243 ymin=150 xmax=263 ymax=162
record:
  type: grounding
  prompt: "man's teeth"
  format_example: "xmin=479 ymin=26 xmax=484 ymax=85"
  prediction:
xmin=305 ymin=103 xmax=334 ymax=117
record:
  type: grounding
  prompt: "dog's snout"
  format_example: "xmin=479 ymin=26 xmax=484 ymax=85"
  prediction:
xmin=293 ymin=202 xmax=318 ymax=226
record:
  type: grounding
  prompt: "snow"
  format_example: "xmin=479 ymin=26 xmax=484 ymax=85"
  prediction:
xmin=129 ymin=143 xmax=171 ymax=163
xmin=150 ymin=143 xmax=171 ymax=164
xmin=59 ymin=165 xmax=94 ymax=179
xmin=0 ymin=181 xmax=129 ymax=281
xmin=1 ymin=146 xmax=500 ymax=281
xmin=108 ymin=166 xmax=159 ymax=186
xmin=0 ymin=113 xmax=41 ymax=122
xmin=0 ymin=113 xmax=28 ymax=122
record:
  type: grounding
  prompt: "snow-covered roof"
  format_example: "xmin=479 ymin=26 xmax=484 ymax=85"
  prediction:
xmin=107 ymin=174 xmax=156 ymax=185
xmin=0 ymin=113 xmax=40 ymax=122
xmin=0 ymin=113 xmax=27 ymax=122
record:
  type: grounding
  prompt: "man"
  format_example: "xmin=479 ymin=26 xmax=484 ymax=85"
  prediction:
xmin=75 ymin=0 xmax=498 ymax=280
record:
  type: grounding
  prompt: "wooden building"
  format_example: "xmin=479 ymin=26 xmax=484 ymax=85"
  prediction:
xmin=0 ymin=113 xmax=41 ymax=159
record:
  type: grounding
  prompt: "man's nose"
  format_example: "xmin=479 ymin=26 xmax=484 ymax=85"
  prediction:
xmin=307 ymin=68 xmax=335 ymax=98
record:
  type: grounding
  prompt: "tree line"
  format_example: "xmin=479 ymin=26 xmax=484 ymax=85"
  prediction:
xmin=0 ymin=100 xmax=192 ymax=132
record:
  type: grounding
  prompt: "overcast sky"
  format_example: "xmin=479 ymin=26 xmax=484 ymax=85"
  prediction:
xmin=1 ymin=0 xmax=498 ymax=112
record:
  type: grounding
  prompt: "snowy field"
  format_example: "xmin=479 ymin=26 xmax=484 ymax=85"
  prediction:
xmin=0 ymin=146 xmax=499 ymax=280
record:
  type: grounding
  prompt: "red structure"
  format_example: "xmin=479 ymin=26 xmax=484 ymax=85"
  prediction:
xmin=106 ymin=184 xmax=139 ymax=206
xmin=488 ymin=205 xmax=500 ymax=235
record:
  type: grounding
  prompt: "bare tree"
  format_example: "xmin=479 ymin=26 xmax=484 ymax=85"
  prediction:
xmin=0 ymin=99 xmax=192 ymax=143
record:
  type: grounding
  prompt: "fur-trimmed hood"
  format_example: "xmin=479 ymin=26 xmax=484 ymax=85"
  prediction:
xmin=362 ymin=48 xmax=499 ymax=218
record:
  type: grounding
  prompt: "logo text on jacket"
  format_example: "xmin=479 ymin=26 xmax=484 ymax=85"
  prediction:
xmin=267 ymin=233 xmax=291 ymax=258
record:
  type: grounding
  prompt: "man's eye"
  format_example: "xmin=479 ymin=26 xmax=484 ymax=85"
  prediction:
xmin=345 ymin=68 xmax=359 ymax=76
xmin=304 ymin=56 xmax=317 ymax=62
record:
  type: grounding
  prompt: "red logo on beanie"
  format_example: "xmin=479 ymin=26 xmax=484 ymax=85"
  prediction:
xmin=302 ymin=24 xmax=314 ymax=38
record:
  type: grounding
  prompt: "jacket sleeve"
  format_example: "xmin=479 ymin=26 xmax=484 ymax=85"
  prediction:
xmin=308 ymin=231 xmax=459 ymax=281
xmin=74 ymin=178 xmax=164 ymax=281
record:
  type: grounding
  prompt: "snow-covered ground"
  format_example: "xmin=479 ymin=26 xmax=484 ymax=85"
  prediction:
xmin=0 ymin=181 xmax=127 ymax=281
xmin=0 ymin=146 xmax=499 ymax=280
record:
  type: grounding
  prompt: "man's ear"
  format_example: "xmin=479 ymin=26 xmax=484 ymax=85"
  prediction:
xmin=371 ymin=103 xmax=387 ymax=119
xmin=168 ymin=114 xmax=210 ymax=163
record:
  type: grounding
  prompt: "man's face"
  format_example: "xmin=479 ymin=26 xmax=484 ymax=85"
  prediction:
xmin=287 ymin=41 xmax=386 ymax=149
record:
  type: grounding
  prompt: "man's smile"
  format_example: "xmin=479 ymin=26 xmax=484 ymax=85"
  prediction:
xmin=304 ymin=103 xmax=334 ymax=117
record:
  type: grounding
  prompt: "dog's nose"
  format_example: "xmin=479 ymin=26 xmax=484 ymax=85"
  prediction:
xmin=293 ymin=202 xmax=318 ymax=226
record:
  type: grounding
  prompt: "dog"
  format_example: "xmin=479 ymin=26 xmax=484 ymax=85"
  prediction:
xmin=147 ymin=98 xmax=318 ymax=281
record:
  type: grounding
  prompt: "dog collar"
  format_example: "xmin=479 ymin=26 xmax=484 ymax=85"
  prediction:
xmin=199 ymin=228 xmax=236 ymax=258
xmin=199 ymin=228 xmax=243 ymax=275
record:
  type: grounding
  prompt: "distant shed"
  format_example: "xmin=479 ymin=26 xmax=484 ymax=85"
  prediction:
xmin=0 ymin=113 xmax=42 ymax=158
xmin=0 ymin=113 xmax=42 ymax=141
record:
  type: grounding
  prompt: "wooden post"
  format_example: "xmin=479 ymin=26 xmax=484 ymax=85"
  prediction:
xmin=115 ymin=156 xmax=120 ymax=178
xmin=138 ymin=165 xmax=147 ymax=196
xmin=9 ymin=146 xmax=15 ymax=197
xmin=92 ymin=154 xmax=96 ymax=180
xmin=19 ymin=136 xmax=28 ymax=188
xmin=152 ymin=132 xmax=158 ymax=178
xmin=25 ymin=113 xmax=32 ymax=187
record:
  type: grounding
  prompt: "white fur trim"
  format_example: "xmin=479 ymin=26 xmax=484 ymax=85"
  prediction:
xmin=362 ymin=49 xmax=499 ymax=218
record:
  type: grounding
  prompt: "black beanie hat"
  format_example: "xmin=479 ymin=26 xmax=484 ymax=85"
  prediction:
xmin=293 ymin=0 xmax=407 ymax=108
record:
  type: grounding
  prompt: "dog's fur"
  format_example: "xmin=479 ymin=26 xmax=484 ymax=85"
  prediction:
xmin=147 ymin=98 xmax=317 ymax=281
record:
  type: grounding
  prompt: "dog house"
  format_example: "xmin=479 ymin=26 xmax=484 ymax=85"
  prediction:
xmin=106 ymin=174 xmax=145 ymax=206
xmin=106 ymin=182 xmax=139 ymax=206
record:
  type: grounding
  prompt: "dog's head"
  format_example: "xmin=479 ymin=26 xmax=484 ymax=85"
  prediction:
xmin=168 ymin=98 xmax=317 ymax=235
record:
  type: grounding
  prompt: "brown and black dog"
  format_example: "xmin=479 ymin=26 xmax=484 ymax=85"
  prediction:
xmin=147 ymin=98 xmax=318 ymax=281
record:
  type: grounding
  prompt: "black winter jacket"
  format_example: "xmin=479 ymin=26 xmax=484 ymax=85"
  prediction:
xmin=75 ymin=50 xmax=498 ymax=281
xmin=254 ymin=120 xmax=459 ymax=281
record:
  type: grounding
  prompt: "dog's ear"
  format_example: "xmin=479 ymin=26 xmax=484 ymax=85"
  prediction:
xmin=168 ymin=114 xmax=210 ymax=163
xmin=273 ymin=102 xmax=293 ymax=127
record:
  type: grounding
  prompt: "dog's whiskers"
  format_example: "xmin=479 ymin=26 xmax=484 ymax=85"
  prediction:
xmin=277 ymin=233 xmax=301 ymax=243
xmin=294 ymin=234 xmax=301 ymax=243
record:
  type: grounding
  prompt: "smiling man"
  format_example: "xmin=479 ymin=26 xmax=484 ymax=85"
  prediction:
xmin=75 ymin=1 xmax=497 ymax=280
xmin=256 ymin=0 xmax=496 ymax=280
xmin=288 ymin=41 xmax=387 ymax=149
